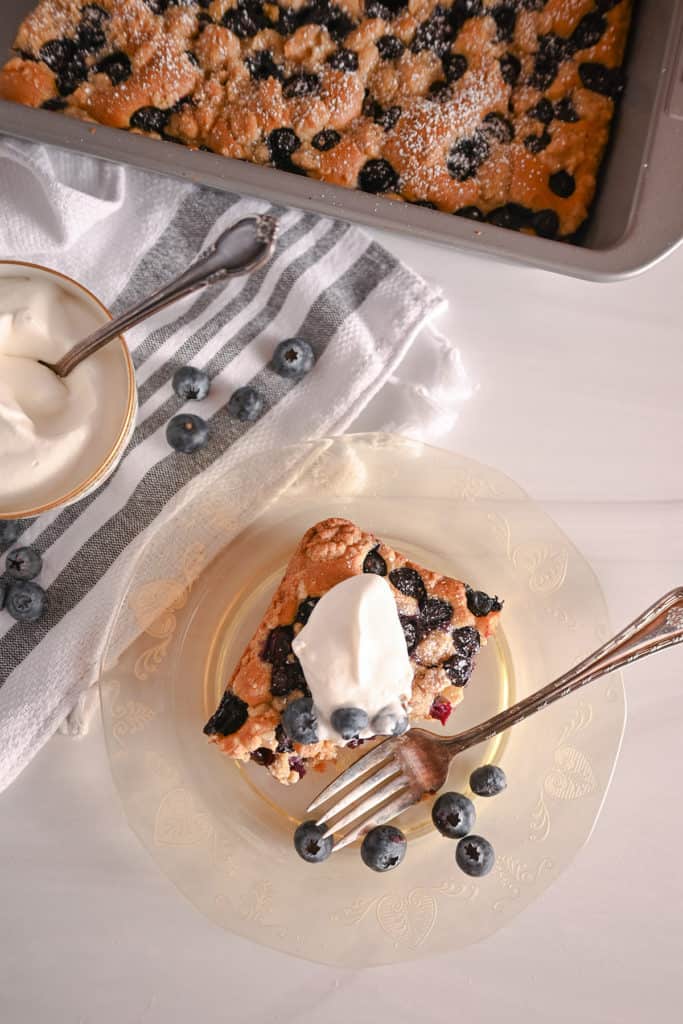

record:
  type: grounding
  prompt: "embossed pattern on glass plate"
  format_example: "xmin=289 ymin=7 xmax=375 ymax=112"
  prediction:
xmin=98 ymin=434 xmax=625 ymax=966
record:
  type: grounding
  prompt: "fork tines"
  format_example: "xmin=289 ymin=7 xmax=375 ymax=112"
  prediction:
xmin=306 ymin=738 xmax=414 ymax=852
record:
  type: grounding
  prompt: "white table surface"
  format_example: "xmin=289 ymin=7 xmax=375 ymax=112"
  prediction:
xmin=2 ymin=232 xmax=682 ymax=1024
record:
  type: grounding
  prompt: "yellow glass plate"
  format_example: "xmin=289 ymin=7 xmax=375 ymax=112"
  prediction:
xmin=99 ymin=434 xmax=625 ymax=965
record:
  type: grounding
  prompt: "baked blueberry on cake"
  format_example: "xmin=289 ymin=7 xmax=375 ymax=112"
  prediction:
xmin=203 ymin=517 xmax=502 ymax=784
xmin=0 ymin=1 xmax=632 ymax=239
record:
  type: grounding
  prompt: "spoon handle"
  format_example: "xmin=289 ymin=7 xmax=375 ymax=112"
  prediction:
xmin=445 ymin=587 xmax=683 ymax=754
xmin=49 ymin=215 xmax=277 ymax=378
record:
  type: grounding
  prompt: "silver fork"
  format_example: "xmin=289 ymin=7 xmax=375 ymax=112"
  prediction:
xmin=308 ymin=587 xmax=683 ymax=852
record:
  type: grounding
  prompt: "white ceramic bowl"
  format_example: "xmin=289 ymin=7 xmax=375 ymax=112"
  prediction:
xmin=0 ymin=260 xmax=137 ymax=520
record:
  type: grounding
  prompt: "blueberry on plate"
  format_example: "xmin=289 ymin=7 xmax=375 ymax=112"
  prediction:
xmin=5 ymin=546 xmax=42 ymax=581
xmin=470 ymin=764 xmax=507 ymax=797
xmin=271 ymin=338 xmax=315 ymax=380
xmin=172 ymin=366 xmax=210 ymax=401
xmin=294 ymin=820 xmax=333 ymax=863
xmin=371 ymin=705 xmax=409 ymax=736
xmin=166 ymin=413 xmax=209 ymax=453
xmin=361 ymin=825 xmax=407 ymax=872
xmin=282 ymin=696 xmax=319 ymax=744
xmin=455 ymin=834 xmax=495 ymax=877
xmin=6 ymin=581 xmax=47 ymax=623
xmin=0 ymin=519 xmax=20 ymax=551
xmin=330 ymin=706 xmax=369 ymax=740
xmin=227 ymin=385 xmax=264 ymax=422
xmin=432 ymin=791 xmax=476 ymax=838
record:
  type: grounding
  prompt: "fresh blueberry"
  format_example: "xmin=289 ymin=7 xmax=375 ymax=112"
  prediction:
xmin=470 ymin=763 xmax=507 ymax=796
xmin=453 ymin=625 xmax=480 ymax=658
xmin=203 ymin=690 xmax=249 ymax=735
xmin=271 ymin=338 xmax=315 ymax=380
xmin=295 ymin=596 xmax=320 ymax=625
xmin=389 ymin=567 xmax=427 ymax=605
xmin=432 ymin=791 xmax=476 ymax=838
xmin=0 ymin=519 xmax=21 ymax=551
xmin=331 ymin=706 xmax=369 ymax=740
xmin=228 ymin=386 xmax=264 ymax=422
xmin=5 ymin=546 xmax=42 ymax=581
xmin=361 ymin=825 xmax=407 ymax=872
xmin=466 ymin=587 xmax=503 ymax=617
xmin=362 ymin=545 xmax=387 ymax=576
xmin=166 ymin=414 xmax=210 ymax=453
xmin=358 ymin=158 xmax=399 ymax=194
xmin=5 ymin=581 xmax=47 ymax=623
xmin=294 ymin=820 xmax=333 ymax=863
xmin=282 ymin=696 xmax=319 ymax=744
xmin=456 ymin=834 xmax=495 ymax=876
xmin=371 ymin=706 xmax=409 ymax=736
xmin=420 ymin=597 xmax=453 ymax=633
xmin=172 ymin=366 xmax=210 ymax=401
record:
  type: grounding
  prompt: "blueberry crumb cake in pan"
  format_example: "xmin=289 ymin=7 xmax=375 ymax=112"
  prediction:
xmin=1 ymin=0 xmax=631 ymax=240
xmin=203 ymin=517 xmax=502 ymax=785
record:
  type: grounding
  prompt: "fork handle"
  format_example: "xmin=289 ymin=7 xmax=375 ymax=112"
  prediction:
xmin=444 ymin=588 xmax=683 ymax=755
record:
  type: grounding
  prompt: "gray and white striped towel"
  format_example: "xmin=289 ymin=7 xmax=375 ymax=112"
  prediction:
xmin=0 ymin=138 xmax=449 ymax=792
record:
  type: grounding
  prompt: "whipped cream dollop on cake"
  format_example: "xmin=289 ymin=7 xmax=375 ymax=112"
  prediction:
xmin=204 ymin=517 xmax=502 ymax=785
xmin=292 ymin=574 xmax=413 ymax=742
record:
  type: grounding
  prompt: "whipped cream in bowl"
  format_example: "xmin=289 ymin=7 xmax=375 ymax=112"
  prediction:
xmin=292 ymin=574 xmax=414 ymax=742
xmin=0 ymin=263 xmax=136 ymax=519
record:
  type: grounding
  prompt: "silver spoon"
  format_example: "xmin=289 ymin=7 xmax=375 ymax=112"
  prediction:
xmin=40 ymin=215 xmax=278 ymax=379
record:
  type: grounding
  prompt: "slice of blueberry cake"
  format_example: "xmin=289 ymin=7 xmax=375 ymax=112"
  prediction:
xmin=204 ymin=517 xmax=502 ymax=784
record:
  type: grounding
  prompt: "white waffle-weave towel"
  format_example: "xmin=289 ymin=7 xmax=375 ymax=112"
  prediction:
xmin=0 ymin=137 xmax=461 ymax=792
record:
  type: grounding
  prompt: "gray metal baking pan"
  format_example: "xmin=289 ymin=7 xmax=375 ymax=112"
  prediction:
xmin=1 ymin=0 xmax=682 ymax=281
